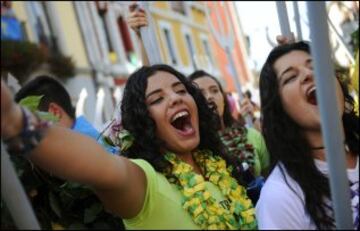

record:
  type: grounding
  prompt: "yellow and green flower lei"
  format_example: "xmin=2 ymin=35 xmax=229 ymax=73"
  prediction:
xmin=164 ymin=150 xmax=257 ymax=230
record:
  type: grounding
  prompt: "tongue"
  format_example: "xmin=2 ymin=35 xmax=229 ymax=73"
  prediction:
xmin=308 ymin=94 xmax=317 ymax=105
xmin=176 ymin=121 xmax=194 ymax=136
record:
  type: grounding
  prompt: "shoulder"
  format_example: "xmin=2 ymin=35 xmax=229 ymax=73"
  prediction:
xmin=256 ymin=164 xmax=310 ymax=229
xmin=246 ymin=127 xmax=263 ymax=142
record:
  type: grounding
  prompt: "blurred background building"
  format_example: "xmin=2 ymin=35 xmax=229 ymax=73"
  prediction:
xmin=1 ymin=1 xmax=358 ymax=128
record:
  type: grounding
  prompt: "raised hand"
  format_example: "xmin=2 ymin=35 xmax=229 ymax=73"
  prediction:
xmin=239 ymin=97 xmax=255 ymax=119
xmin=276 ymin=32 xmax=296 ymax=45
xmin=127 ymin=3 xmax=148 ymax=37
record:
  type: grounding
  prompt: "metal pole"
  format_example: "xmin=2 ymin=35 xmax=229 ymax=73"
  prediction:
xmin=306 ymin=2 xmax=353 ymax=229
xmin=1 ymin=142 xmax=41 ymax=230
xmin=293 ymin=1 xmax=303 ymax=40
xmin=44 ymin=2 xmax=69 ymax=56
xmin=136 ymin=2 xmax=162 ymax=65
xmin=225 ymin=47 xmax=253 ymax=128
xmin=276 ymin=2 xmax=292 ymax=38
xmin=206 ymin=2 xmax=252 ymax=127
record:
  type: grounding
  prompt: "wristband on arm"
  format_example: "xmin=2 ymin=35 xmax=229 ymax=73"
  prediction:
xmin=4 ymin=107 xmax=51 ymax=156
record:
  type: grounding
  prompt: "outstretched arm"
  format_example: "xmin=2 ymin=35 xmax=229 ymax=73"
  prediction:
xmin=127 ymin=3 xmax=150 ymax=66
xmin=1 ymin=80 xmax=146 ymax=219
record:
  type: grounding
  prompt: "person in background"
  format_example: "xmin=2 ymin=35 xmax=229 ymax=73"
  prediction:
xmin=256 ymin=41 xmax=358 ymax=229
xmin=188 ymin=71 xmax=269 ymax=203
xmin=240 ymin=90 xmax=262 ymax=132
xmin=15 ymin=75 xmax=119 ymax=154
xmin=1 ymin=64 xmax=257 ymax=229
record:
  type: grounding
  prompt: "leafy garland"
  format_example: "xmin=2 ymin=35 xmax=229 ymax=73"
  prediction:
xmin=164 ymin=150 xmax=257 ymax=230
xmin=104 ymin=126 xmax=257 ymax=229
xmin=219 ymin=124 xmax=256 ymax=175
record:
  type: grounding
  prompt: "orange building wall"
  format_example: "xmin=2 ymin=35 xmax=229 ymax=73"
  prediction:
xmin=206 ymin=2 xmax=251 ymax=93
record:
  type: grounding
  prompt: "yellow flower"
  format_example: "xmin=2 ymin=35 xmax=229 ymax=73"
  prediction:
xmin=193 ymin=206 xmax=204 ymax=217
xmin=209 ymin=215 xmax=219 ymax=224
xmin=192 ymin=182 xmax=205 ymax=192
xmin=209 ymin=174 xmax=220 ymax=183
xmin=208 ymin=224 xmax=218 ymax=230
xmin=164 ymin=150 xmax=257 ymax=229
xmin=203 ymin=191 xmax=211 ymax=200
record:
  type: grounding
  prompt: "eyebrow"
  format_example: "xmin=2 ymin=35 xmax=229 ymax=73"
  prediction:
xmin=279 ymin=58 xmax=313 ymax=80
xmin=145 ymin=81 xmax=184 ymax=99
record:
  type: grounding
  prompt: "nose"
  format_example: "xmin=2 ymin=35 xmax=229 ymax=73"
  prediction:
xmin=169 ymin=92 xmax=183 ymax=107
xmin=300 ymin=67 xmax=314 ymax=84
xmin=204 ymin=90 xmax=213 ymax=103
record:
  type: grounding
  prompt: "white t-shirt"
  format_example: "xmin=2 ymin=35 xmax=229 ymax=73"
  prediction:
xmin=256 ymin=156 xmax=359 ymax=230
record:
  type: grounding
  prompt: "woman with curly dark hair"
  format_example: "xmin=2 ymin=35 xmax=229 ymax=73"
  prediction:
xmin=126 ymin=7 xmax=269 ymax=205
xmin=1 ymin=64 xmax=257 ymax=229
xmin=256 ymin=41 xmax=359 ymax=229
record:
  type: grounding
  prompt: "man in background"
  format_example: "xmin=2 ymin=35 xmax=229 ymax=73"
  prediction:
xmin=15 ymin=75 xmax=119 ymax=154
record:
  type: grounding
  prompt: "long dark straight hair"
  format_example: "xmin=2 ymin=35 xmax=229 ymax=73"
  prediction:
xmin=259 ymin=41 xmax=359 ymax=229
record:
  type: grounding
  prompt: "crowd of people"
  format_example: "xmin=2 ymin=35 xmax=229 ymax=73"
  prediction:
xmin=1 ymin=3 xmax=358 ymax=230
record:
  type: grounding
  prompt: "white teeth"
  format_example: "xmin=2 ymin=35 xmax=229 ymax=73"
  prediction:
xmin=307 ymin=86 xmax=316 ymax=96
xmin=171 ymin=111 xmax=189 ymax=122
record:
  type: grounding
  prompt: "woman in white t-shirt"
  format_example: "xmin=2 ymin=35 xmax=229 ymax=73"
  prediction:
xmin=256 ymin=41 xmax=359 ymax=229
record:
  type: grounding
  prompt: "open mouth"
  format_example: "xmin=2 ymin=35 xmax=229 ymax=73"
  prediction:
xmin=170 ymin=110 xmax=194 ymax=136
xmin=306 ymin=87 xmax=317 ymax=105
xmin=208 ymin=101 xmax=218 ymax=113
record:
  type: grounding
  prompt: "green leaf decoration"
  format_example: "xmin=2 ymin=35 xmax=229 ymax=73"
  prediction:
xmin=102 ymin=136 xmax=115 ymax=147
xmin=18 ymin=95 xmax=60 ymax=122
xmin=119 ymin=129 xmax=135 ymax=151
xmin=19 ymin=95 xmax=44 ymax=112
xmin=36 ymin=111 xmax=59 ymax=122
xmin=84 ymin=203 xmax=103 ymax=224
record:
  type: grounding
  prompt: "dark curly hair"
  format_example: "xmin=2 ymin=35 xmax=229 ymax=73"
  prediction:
xmin=121 ymin=65 xmax=226 ymax=170
xmin=259 ymin=41 xmax=359 ymax=229
xmin=188 ymin=70 xmax=237 ymax=129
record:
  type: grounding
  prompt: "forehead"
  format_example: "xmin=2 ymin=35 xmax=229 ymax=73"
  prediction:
xmin=146 ymin=71 xmax=181 ymax=93
xmin=193 ymin=76 xmax=219 ymax=89
xmin=273 ymin=50 xmax=311 ymax=75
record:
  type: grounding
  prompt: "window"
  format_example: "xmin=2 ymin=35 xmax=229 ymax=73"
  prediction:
xmin=170 ymin=2 xmax=186 ymax=15
xmin=163 ymin=28 xmax=177 ymax=65
xmin=185 ymin=34 xmax=196 ymax=69
xmin=202 ymin=39 xmax=214 ymax=65
xmin=29 ymin=2 xmax=58 ymax=53
xmin=117 ymin=16 xmax=135 ymax=63
xmin=95 ymin=2 xmax=113 ymax=53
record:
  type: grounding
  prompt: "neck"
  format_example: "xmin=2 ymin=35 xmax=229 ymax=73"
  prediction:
xmin=305 ymin=129 xmax=357 ymax=169
xmin=305 ymin=129 xmax=326 ymax=160
xmin=177 ymin=151 xmax=203 ymax=175
xmin=219 ymin=117 xmax=226 ymax=131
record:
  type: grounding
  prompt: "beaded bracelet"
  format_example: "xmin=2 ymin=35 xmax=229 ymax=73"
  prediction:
xmin=3 ymin=107 xmax=52 ymax=156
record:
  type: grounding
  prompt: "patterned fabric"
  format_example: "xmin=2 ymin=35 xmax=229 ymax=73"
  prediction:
xmin=218 ymin=124 xmax=256 ymax=175
xmin=350 ymin=180 xmax=359 ymax=229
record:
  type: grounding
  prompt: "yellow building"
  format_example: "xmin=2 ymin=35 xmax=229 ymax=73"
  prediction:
xmin=7 ymin=1 xmax=220 ymax=126
xmin=148 ymin=2 xmax=220 ymax=76
xmin=9 ymin=1 xmax=140 ymax=127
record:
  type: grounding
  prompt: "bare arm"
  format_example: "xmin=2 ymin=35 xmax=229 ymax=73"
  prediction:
xmin=127 ymin=3 xmax=150 ymax=66
xmin=1 ymin=80 xmax=146 ymax=219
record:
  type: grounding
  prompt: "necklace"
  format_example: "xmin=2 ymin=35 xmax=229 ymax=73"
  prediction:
xmin=164 ymin=150 xmax=257 ymax=230
xmin=218 ymin=124 xmax=256 ymax=174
